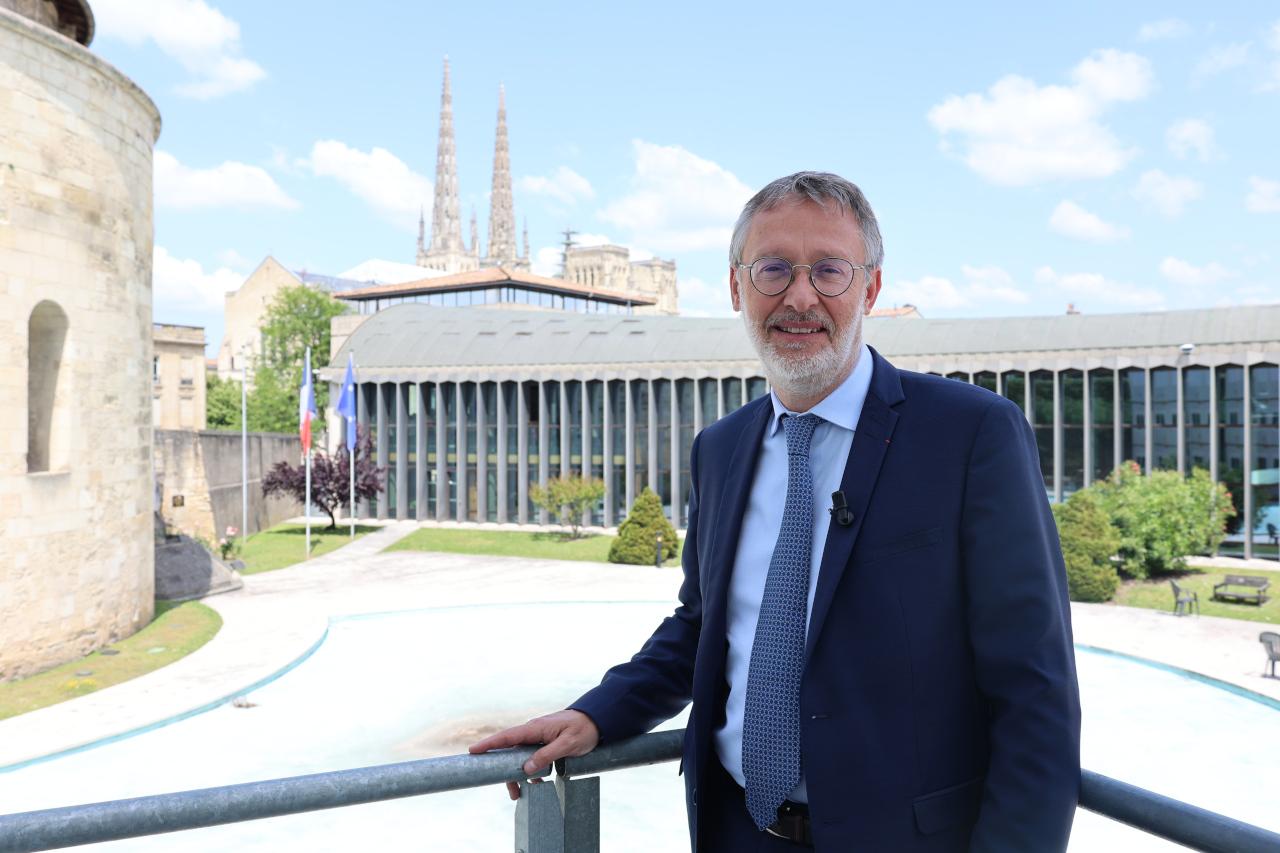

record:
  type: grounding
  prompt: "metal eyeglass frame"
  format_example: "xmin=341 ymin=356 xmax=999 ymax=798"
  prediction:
xmin=736 ymin=256 xmax=869 ymax=298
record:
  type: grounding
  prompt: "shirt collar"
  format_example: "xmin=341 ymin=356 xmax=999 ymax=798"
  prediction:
xmin=768 ymin=342 xmax=874 ymax=436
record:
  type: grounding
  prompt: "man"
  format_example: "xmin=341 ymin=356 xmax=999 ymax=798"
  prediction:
xmin=471 ymin=172 xmax=1081 ymax=851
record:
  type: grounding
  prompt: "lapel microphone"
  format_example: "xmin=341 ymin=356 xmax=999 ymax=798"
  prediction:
xmin=830 ymin=491 xmax=855 ymax=527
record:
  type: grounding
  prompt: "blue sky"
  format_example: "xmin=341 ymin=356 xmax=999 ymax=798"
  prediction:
xmin=88 ymin=1 xmax=1280 ymax=358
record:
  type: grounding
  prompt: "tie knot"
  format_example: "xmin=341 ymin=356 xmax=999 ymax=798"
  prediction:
xmin=781 ymin=413 xmax=821 ymax=456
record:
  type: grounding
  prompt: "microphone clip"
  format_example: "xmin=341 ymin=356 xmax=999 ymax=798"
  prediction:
xmin=830 ymin=491 xmax=855 ymax=527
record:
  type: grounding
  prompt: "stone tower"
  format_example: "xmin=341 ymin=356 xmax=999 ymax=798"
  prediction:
xmin=483 ymin=85 xmax=523 ymax=269
xmin=1 ymin=0 xmax=162 ymax=680
xmin=418 ymin=57 xmax=478 ymax=273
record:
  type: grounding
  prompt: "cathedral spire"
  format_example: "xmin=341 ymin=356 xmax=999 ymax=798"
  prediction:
xmin=428 ymin=57 xmax=464 ymax=256
xmin=470 ymin=208 xmax=479 ymax=256
xmin=416 ymin=205 xmax=426 ymax=264
xmin=485 ymin=83 xmax=517 ymax=266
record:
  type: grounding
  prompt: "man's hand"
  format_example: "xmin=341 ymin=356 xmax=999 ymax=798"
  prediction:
xmin=468 ymin=710 xmax=601 ymax=800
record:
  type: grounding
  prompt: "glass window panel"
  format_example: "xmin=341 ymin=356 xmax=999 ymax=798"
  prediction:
xmin=724 ymin=378 xmax=743 ymax=413
xmin=1119 ymin=368 xmax=1146 ymax=472
xmin=463 ymin=383 xmax=477 ymax=519
xmin=442 ymin=382 xmax=457 ymax=515
xmin=1088 ymin=370 xmax=1115 ymax=482
xmin=483 ymin=382 xmax=498 ymax=522
xmin=567 ymin=381 xmax=583 ymax=469
xmin=383 ymin=383 xmax=398 ymax=512
xmin=699 ymin=378 xmax=718 ymax=426
xmin=609 ymin=380 xmax=627 ymax=522
xmin=1249 ymin=363 xmax=1278 ymax=547
xmin=974 ymin=372 xmax=997 ymax=393
xmin=656 ymin=380 xmax=672 ymax=521
xmin=1001 ymin=371 xmax=1025 ymax=416
xmin=1151 ymin=368 xmax=1177 ymax=470
xmin=1183 ymin=367 xmax=1210 ymax=473
xmin=1060 ymin=370 xmax=1083 ymax=497
xmin=503 ymin=382 xmax=519 ymax=521
xmin=632 ymin=380 xmax=649 ymax=507
xmin=678 ymin=379 xmax=695 ymax=525
xmin=405 ymin=385 xmax=417 ymax=519
xmin=1216 ymin=366 xmax=1244 ymax=534
xmin=747 ymin=377 xmax=768 ymax=401
xmin=1029 ymin=370 xmax=1054 ymax=499
xmin=588 ymin=380 xmax=605 ymax=525
xmin=946 ymin=371 xmax=969 ymax=383
xmin=546 ymin=382 xmax=561 ymax=470
xmin=423 ymin=383 xmax=437 ymax=516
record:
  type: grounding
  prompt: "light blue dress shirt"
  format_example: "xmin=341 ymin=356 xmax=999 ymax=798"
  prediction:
xmin=714 ymin=343 xmax=874 ymax=803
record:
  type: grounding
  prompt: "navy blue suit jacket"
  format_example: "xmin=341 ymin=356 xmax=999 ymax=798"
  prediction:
xmin=573 ymin=348 xmax=1081 ymax=851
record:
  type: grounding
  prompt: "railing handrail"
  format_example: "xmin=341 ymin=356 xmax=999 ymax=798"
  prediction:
xmin=1 ymin=729 xmax=1277 ymax=853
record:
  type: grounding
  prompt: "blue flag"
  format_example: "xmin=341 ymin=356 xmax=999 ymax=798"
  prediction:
xmin=336 ymin=352 xmax=357 ymax=452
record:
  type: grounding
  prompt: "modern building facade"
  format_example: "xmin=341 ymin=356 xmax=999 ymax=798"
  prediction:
xmin=321 ymin=303 xmax=1280 ymax=558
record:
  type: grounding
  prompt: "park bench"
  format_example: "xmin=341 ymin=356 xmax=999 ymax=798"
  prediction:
xmin=1212 ymin=574 xmax=1271 ymax=605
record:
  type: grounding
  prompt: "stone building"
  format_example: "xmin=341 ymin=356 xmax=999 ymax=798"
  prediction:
xmin=0 ymin=0 xmax=161 ymax=679
xmin=153 ymin=324 xmax=206 ymax=430
xmin=565 ymin=247 xmax=678 ymax=315
xmin=321 ymin=302 xmax=1280 ymax=559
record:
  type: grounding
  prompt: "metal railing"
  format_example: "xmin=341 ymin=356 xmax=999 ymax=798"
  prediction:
xmin=1 ymin=728 xmax=1277 ymax=852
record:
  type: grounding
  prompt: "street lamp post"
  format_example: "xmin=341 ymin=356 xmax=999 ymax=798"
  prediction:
xmin=240 ymin=347 xmax=251 ymax=548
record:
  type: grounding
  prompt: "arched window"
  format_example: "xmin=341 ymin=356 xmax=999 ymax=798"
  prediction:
xmin=28 ymin=300 xmax=70 ymax=473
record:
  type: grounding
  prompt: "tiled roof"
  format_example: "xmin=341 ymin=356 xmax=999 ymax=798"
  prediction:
xmin=332 ymin=266 xmax=655 ymax=306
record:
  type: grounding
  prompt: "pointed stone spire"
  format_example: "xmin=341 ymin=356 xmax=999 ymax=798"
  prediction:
xmin=485 ymin=83 xmax=517 ymax=266
xmin=522 ymin=217 xmax=529 ymax=261
xmin=470 ymin=208 xmax=479 ymax=256
xmin=415 ymin=206 xmax=426 ymax=264
xmin=421 ymin=57 xmax=477 ymax=273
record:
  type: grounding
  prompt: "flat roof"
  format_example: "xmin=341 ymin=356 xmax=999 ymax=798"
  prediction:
xmin=333 ymin=266 xmax=656 ymax=306
xmin=322 ymin=302 xmax=1280 ymax=372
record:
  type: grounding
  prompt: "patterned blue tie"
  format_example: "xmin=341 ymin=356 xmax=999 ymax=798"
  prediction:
xmin=742 ymin=412 xmax=821 ymax=831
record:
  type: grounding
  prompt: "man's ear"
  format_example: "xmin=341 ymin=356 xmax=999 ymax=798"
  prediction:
xmin=729 ymin=265 xmax=742 ymax=312
xmin=865 ymin=268 xmax=883 ymax=312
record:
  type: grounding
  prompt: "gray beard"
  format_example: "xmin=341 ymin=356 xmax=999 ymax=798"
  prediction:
xmin=740 ymin=297 xmax=862 ymax=404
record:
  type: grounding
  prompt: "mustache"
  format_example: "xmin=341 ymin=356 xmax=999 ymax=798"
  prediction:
xmin=764 ymin=309 xmax=833 ymax=333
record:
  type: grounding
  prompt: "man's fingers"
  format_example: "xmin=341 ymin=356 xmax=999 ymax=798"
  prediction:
xmin=506 ymin=781 xmax=520 ymax=800
xmin=468 ymin=723 xmax=541 ymax=754
xmin=523 ymin=731 xmax=586 ymax=775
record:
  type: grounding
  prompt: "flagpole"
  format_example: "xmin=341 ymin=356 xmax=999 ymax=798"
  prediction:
xmin=304 ymin=346 xmax=312 ymax=558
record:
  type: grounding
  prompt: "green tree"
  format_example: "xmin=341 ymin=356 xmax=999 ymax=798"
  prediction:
xmin=609 ymin=488 xmax=678 ymax=565
xmin=205 ymin=374 xmax=242 ymax=431
xmin=530 ymin=476 xmax=606 ymax=539
xmin=259 ymin=284 xmax=348 ymax=413
xmin=245 ymin=365 xmax=298 ymax=435
xmin=1052 ymin=489 xmax=1121 ymax=602
xmin=1094 ymin=462 xmax=1235 ymax=578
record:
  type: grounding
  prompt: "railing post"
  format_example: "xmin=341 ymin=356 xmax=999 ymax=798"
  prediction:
xmin=514 ymin=781 xmax=564 ymax=853
xmin=557 ymin=775 xmax=600 ymax=853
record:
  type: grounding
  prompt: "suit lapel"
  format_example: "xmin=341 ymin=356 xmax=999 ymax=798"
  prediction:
xmin=805 ymin=348 xmax=904 ymax=662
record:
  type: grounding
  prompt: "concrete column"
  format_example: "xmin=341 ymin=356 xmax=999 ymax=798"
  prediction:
xmin=396 ymin=383 xmax=408 ymax=520
xmin=648 ymin=380 xmax=658 ymax=494
xmin=1243 ymin=366 xmax=1254 ymax=560
xmin=995 ymin=371 xmax=1003 ymax=397
xmin=1082 ymin=371 xmax=1093 ymax=488
xmin=376 ymin=383 xmax=388 ymax=519
xmin=456 ymin=382 xmax=467 ymax=523
xmin=435 ymin=384 xmax=447 ymax=521
xmin=1053 ymin=371 xmax=1063 ymax=503
xmin=518 ymin=383 xmax=529 ymax=524
xmin=716 ymin=376 xmax=724 ymax=420
xmin=476 ymin=382 xmax=487 ymax=523
xmin=497 ymin=383 xmax=508 ymax=524
xmin=624 ymin=380 xmax=635 ymax=512
xmin=670 ymin=379 xmax=681 ymax=528
xmin=1023 ymin=371 xmax=1032 ymax=426
xmin=1176 ymin=366 xmax=1185 ymax=475
xmin=561 ymin=380 xmax=572 ymax=480
xmin=415 ymin=383 xmax=428 ymax=521
xmin=693 ymin=378 xmax=703 ymax=435
xmin=603 ymin=380 xmax=613 ymax=527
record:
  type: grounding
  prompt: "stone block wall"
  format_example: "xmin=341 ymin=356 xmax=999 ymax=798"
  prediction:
xmin=154 ymin=430 xmax=303 ymax=545
xmin=0 ymin=8 xmax=161 ymax=681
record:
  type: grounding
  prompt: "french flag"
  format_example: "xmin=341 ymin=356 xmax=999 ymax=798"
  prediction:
xmin=299 ymin=347 xmax=317 ymax=452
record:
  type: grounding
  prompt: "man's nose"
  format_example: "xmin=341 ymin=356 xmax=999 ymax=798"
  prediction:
xmin=783 ymin=265 xmax=823 ymax=311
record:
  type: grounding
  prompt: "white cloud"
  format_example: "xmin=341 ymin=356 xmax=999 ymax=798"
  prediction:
xmin=153 ymin=246 xmax=244 ymax=313
xmin=1034 ymin=266 xmax=1163 ymax=307
xmin=1246 ymin=176 xmax=1280 ymax=213
xmin=677 ymin=276 xmax=734 ymax=318
xmin=154 ymin=150 xmax=298 ymax=210
xmin=518 ymin=167 xmax=595 ymax=205
xmin=1159 ymin=257 xmax=1234 ymax=286
xmin=1132 ymin=170 xmax=1203 ymax=217
xmin=599 ymin=141 xmax=752 ymax=252
xmin=927 ymin=49 xmax=1152 ymax=185
xmin=94 ymin=0 xmax=265 ymax=98
xmin=1138 ymin=19 xmax=1191 ymax=42
xmin=531 ymin=246 xmax=561 ymax=277
xmin=304 ymin=140 xmax=431 ymax=228
xmin=1193 ymin=42 xmax=1251 ymax=79
xmin=1048 ymin=200 xmax=1130 ymax=242
xmin=1166 ymin=119 xmax=1217 ymax=160
xmin=960 ymin=265 xmax=1031 ymax=303
xmin=1263 ymin=22 xmax=1280 ymax=91
xmin=891 ymin=275 xmax=968 ymax=310
xmin=216 ymin=248 xmax=252 ymax=269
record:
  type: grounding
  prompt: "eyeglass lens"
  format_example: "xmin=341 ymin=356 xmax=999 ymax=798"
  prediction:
xmin=750 ymin=257 xmax=856 ymax=296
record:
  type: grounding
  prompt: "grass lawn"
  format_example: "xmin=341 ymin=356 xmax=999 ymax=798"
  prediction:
xmin=238 ymin=523 xmax=381 ymax=575
xmin=0 ymin=601 xmax=222 ymax=721
xmin=384 ymin=527 xmax=685 ymax=566
xmin=1113 ymin=564 xmax=1280 ymax=625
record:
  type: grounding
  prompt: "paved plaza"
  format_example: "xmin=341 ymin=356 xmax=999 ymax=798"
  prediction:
xmin=1 ymin=524 xmax=1277 ymax=772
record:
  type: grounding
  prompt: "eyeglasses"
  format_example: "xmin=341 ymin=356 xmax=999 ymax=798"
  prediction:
xmin=736 ymin=257 xmax=867 ymax=297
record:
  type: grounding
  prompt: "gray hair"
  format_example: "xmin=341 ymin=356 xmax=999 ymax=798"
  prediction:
xmin=729 ymin=171 xmax=884 ymax=270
